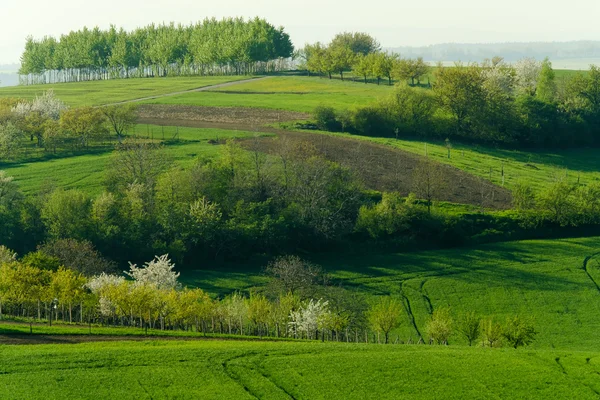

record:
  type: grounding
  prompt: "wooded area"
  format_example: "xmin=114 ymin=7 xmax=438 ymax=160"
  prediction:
xmin=18 ymin=18 xmax=294 ymax=84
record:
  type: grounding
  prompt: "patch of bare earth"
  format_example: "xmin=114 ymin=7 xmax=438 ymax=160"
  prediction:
xmin=240 ymin=131 xmax=513 ymax=210
xmin=137 ymin=104 xmax=308 ymax=127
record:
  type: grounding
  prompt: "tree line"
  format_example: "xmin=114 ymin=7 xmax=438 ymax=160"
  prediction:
xmin=0 ymin=247 xmax=536 ymax=348
xmin=18 ymin=17 xmax=294 ymax=84
xmin=311 ymin=58 xmax=600 ymax=148
xmin=296 ymin=32 xmax=430 ymax=85
xmin=0 ymin=91 xmax=137 ymax=159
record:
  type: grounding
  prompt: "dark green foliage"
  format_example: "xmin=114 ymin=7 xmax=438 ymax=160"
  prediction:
xmin=39 ymin=239 xmax=117 ymax=276
xmin=314 ymin=106 xmax=341 ymax=131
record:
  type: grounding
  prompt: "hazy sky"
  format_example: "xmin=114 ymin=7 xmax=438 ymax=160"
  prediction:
xmin=2 ymin=0 xmax=599 ymax=64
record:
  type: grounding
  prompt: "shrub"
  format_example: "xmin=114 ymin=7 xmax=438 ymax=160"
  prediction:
xmin=426 ymin=308 xmax=453 ymax=344
xmin=351 ymin=106 xmax=392 ymax=136
xmin=502 ymin=315 xmax=537 ymax=348
xmin=314 ymin=106 xmax=341 ymax=131
xmin=481 ymin=318 xmax=503 ymax=347
xmin=457 ymin=312 xmax=481 ymax=346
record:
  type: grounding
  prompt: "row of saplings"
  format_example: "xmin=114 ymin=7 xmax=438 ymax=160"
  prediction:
xmin=372 ymin=298 xmax=536 ymax=349
xmin=0 ymin=246 xmax=535 ymax=348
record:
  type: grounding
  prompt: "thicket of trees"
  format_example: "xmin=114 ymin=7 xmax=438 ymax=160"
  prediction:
xmin=297 ymin=32 xmax=430 ymax=85
xmin=0 ymin=247 xmax=536 ymax=347
xmin=18 ymin=18 xmax=294 ymax=84
xmin=0 ymin=91 xmax=137 ymax=158
xmin=312 ymin=59 xmax=600 ymax=147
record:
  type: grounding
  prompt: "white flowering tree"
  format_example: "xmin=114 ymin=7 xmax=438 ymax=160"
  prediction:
xmin=514 ymin=58 xmax=542 ymax=95
xmin=86 ymin=273 xmax=125 ymax=317
xmin=12 ymin=90 xmax=67 ymax=147
xmin=288 ymin=299 xmax=330 ymax=339
xmin=125 ymin=254 xmax=181 ymax=290
xmin=12 ymin=90 xmax=67 ymax=120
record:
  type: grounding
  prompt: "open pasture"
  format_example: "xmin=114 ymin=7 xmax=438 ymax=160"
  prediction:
xmin=143 ymin=76 xmax=395 ymax=112
xmin=0 ymin=340 xmax=599 ymax=399
xmin=0 ymin=76 xmax=249 ymax=107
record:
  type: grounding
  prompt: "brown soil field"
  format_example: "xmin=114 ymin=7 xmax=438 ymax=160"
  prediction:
xmin=138 ymin=104 xmax=309 ymax=126
xmin=240 ymin=131 xmax=512 ymax=209
xmin=138 ymin=104 xmax=512 ymax=209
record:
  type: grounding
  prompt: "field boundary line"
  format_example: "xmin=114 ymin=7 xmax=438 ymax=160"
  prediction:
xmin=104 ymin=76 xmax=271 ymax=106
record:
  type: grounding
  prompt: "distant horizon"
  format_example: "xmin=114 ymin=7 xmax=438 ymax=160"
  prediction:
xmin=3 ymin=0 xmax=600 ymax=64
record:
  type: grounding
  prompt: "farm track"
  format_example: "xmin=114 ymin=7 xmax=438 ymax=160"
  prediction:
xmin=0 ymin=333 xmax=292 ymax=346
xmin=582 ymin=252 xmax=600 ymax=293
xmin=106 ymin=76 xmax=271 ymax=106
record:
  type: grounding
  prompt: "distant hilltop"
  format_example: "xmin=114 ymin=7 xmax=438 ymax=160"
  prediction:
xmin=386 ymin=41 xmax=600 ymax=64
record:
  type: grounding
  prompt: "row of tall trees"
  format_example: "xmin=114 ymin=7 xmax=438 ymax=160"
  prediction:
xmin=0 ymin=247 xmax=536 ymax=347
xmin=19 ymin=18 xmax=294 ymax=84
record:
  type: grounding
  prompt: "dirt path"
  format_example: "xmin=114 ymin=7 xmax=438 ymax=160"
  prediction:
xmin=107 ymin=76 xmax=270 ymax=106
xmin=0 ymin=333 xmax=290 ymax=345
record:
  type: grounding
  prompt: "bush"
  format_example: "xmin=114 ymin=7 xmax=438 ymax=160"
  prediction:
xmin=314 ymin=106 xmax=341 ymax=131
xmin=426 ymin=308 xmax=453 ymax=344
xmin=351 ymin=106 xmax=392 ymax=136
xmin=502 ymin=315 xmax=537 ymax=348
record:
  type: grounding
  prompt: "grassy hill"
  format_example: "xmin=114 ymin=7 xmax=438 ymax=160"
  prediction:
xmin=142 ymin=76 xmax=395 ymax=112
xmin=185 ymin=236 xmax=600 ymax=351
xmin=0 ymin=340 xmax=599 ymax=399
xmin=0 ymin=76 xmax=249 ymax=106
xmin=3 ymin=75 xmax=598 ymax=197
xmin=2 ymin=126 xmax=271 ymax=195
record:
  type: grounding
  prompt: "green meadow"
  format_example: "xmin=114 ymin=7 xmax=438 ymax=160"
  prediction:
xmin=0 ymin=340 xmax=599 ymax=399
xmin=0 ymin=76 xmax=249 ymax=106
xmin=143 ymin=76 xmax=395 ymax=112
xmin=1 ymin=126 xmax=271 ymax=195
xmin=186 ymin=236 xmax=600 ymax=351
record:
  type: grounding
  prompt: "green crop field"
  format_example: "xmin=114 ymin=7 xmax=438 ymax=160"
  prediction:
xmin=0 ymin=340 xmax=599 ymax=399
xmin=143 ymin=76 xmax=395 ymax=112
xmin=0 ymin=76 xmax=250 ymax=107
xmin=184 ymin=236 xmax=600 ymax=351
xmin=2 ymin=126 xmax=271 ymax=195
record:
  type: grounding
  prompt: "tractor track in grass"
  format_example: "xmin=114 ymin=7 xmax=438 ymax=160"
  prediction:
xmin=222 ymin=351 xmax=299 ymax=400
xmin=106 ymin=76 xmax=271 ymax=106
xmin=582 ymin=252 xmax=600 ymax=294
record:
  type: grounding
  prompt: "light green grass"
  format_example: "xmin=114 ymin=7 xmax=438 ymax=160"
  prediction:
xmin=186 ymin=236 xmax=600 ymax=351
xmin=143 ymin=76 xmax=394 ymax=112
xmin=0 ymin=76 xmax=250 ymax=107
xmin=2 ymin=126 xmax=271 ymax=195
xmin=0 ymin=340 xmax=599 ymax=399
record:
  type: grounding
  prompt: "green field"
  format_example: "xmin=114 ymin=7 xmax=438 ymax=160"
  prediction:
xmin=0 ymin=340 xmax=599 ymax=399
xmin=2 ymin=126 xmax=271 ymax=195
xmin=0 ymin=76 xmax=249 ymax=106
xmin=185 ymin=236 xmax=600 ymax=351
xmin=143 ymin=76 xmax=395 ymax=112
